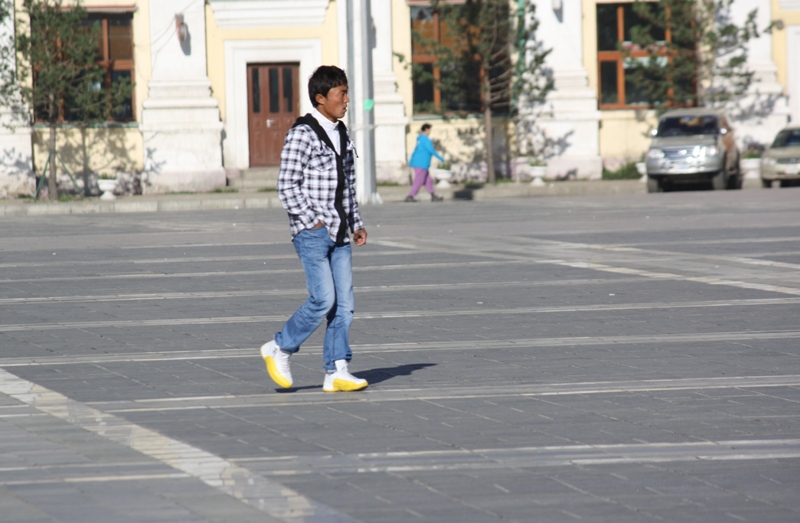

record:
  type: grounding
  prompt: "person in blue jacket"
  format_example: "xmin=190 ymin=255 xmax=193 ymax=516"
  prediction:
xmin=406 ymin=124 xmax=445 ymax=202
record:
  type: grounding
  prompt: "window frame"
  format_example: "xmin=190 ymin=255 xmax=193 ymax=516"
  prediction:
xmin=597 ymin=2 xmax=670 ymax=111
xmin=410 ymin=4 xmax=444 ymax=114
xmin=86 ymin=12 xmax=135 ymax=123
xmin=34 ymin=11 xmax=135 ymax=124
xmin=409 ymin=2 xmax=487 ymax=116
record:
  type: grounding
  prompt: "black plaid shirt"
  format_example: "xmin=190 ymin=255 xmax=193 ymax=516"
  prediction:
xmin=277 ymin=121 xmax=364 ymax=243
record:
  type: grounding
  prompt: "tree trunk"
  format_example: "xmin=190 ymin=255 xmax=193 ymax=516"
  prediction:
xmin=484 ymin=76 xmax=495 ymax=185
xmin=81 ymin=127 xmax=90 ymax=196
xmin=48 ymin=123 xmax=58 ymax=199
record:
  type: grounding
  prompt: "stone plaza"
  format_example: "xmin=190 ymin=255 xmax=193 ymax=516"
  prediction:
xmin=0 ymin=188 xmax=799 ymax=522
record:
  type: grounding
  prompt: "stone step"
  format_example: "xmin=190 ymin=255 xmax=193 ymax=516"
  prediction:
xmin=226 ymin=167 xmax=279 ymax=191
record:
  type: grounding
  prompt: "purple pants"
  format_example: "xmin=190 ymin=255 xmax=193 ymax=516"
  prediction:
xmin=409 ymin=167 xmax=435 ymax=197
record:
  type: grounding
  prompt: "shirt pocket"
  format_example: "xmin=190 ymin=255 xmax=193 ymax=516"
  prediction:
xmin=308 ymin=145 xmax=337 ymax=173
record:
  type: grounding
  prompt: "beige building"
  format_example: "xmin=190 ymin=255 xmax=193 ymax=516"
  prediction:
xmin=0 ymin=0 xmax=797 ymax=197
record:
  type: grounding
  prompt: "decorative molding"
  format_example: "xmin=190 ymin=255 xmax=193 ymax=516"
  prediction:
xmin=208 ymin=0 xmax=330 ymax=29
xmin=779 ymin=0 xmax=800 ymax=11
xmin=223 ymin=39 xmax=322 ymax=170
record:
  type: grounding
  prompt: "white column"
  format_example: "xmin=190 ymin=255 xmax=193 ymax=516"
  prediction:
xmin=788 ymin=26 xmax=800 ymax=125
xmin=371 ymin=0 xmax=408 ymax=184
xmin=0 ymin=1 xmax=34 ymax=197
xmin=727 ymin=0 xmax=789 ymax=147
xmin=139 ymin=0 xmax=225 ymax=194
xmin=524 ymin=0 xmax=601 ymax=180
xmin=341 ymin=0 xmax=370 ymax=203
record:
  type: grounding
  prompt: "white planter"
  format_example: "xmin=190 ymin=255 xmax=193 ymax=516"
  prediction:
xmin=98 ymin=179 xmax=118 ymax=200
xmin=741 ymin=158 xmax=761 ymax=180
xmin=433 ymin=168 xmax=452 ymax=188
xmin=636 ymin=162 xmax=648 ymax=182
xmin=530 ymin=166 xmax=547 ymax=186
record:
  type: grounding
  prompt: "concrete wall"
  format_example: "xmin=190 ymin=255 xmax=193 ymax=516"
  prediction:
xmin=31 ymin=126 xmax=143 ymax=176
xmin=599 ymin=110 xmax=658 ymax=162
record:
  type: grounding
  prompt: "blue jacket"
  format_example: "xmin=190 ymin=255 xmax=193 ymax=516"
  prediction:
xmin=408 ymin=134 xmax=444 ymax=169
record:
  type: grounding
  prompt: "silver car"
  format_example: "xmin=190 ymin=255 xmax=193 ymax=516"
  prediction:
xmin=761 ymin=127 xmax=800 ymax=188
xmin=645 ymin=109 xmax=741 ymax=193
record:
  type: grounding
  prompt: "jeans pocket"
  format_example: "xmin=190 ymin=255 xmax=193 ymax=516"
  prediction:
xmin=295 ymin=225 xmax=330 ymax=250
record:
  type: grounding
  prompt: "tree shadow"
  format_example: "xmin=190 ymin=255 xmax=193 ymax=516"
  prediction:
xmin=47 ymin=124 xmax=140 ymax=196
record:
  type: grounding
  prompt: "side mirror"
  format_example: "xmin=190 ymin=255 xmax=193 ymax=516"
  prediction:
xmin=719 ymin=128 xmax=728 ymax=135
xmin=650 ymin=129 xmax=658 ymax=137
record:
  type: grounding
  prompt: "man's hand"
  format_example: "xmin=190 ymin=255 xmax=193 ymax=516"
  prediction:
xmin=353 ymin=228 xmax=367 ymax=246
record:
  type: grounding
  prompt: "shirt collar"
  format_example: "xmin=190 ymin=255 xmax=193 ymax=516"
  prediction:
xmin=311 ymin=107 xmax=339 ymax=132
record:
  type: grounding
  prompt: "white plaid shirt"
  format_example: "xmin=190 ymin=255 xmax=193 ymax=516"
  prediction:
xmin=277 ymin=119 xmax=364 ymax=243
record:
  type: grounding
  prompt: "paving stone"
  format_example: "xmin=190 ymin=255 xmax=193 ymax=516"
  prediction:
xmin=2 ymin=194 xmax=800 ymax=522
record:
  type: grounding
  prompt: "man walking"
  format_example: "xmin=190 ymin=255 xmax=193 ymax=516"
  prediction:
xmin=260 ymin=65 xmax=368 ymax=392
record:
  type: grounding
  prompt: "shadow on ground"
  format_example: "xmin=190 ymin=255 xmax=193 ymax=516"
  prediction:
xmin=273 ymin=363 xmax=437 ymax=393
xmin=357 ymin=363 xmax=437 ymax=385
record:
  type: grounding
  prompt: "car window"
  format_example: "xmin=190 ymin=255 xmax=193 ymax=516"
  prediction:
xmin=657 ymin=115 xmax=719 ymax=137
xmin=771 ymin=129 xmax=800 ymax=148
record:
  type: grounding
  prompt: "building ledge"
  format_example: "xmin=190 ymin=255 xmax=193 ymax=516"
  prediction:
xmin=779 ymin=0 xmax=800 ymax=11
xmin=208 ymin=0 xmax=329 ymax=29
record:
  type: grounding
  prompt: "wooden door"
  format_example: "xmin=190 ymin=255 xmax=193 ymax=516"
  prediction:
xmin=247 ymin=64 xmax=300 ymax=167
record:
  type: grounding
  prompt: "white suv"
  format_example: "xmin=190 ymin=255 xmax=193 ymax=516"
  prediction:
xmin=645 ymin=108 xmax=741 ymax=193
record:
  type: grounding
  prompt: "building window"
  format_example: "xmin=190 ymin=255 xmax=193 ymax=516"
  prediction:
xmin=36 ymin=12 xmax=135 ymax=123
xmin=83 ymin=13 xmax=134 ymax=122
xmin=410 ymin=5 xmax=482 ymax=114
xmin=597 ymin=2 xmax=666 ymax=110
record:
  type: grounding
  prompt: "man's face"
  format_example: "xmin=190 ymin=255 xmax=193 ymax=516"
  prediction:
xmin=316 ymin=84 xmax=349 ymax=122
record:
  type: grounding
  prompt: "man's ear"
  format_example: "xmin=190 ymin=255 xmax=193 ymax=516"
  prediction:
xmin=315 ymin=93 xmax=327 ymax=106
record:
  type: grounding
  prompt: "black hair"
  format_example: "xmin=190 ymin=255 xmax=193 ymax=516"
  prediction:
xmin=421 ymin=124 xmax=432 ymax=132
xmin=308 ymin=66 xmax=348 ymax=107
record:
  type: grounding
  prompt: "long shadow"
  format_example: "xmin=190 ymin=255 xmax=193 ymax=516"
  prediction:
xmin=273 ymin=363 xmax=436 ymax=393
xmin=276 ymin=385 xmax=322 ymax=393
xmin=356 ymin=363 xmax=437 ymax=386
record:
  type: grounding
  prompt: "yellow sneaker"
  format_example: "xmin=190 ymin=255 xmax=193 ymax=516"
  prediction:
xmin=260 ymin=341 xmax=293 ymax=389
xmin=323 ymin=361 xmax=368 ymax=392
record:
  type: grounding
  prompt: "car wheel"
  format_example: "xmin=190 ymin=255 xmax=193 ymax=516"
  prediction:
xmin=711 ymin=170 xmax=727 ymax=190
xmin=727 ymin=174 xmax=742 ymax=190
xmin=647 ymin=177 xmax=663 ymax=193
xmin=729 ymin=159 xmax=743 ymax=189
xmin=780 ymin=180 xmax=799 ymax=188
xmin=762 ymin=179 xmax=773 ymax=188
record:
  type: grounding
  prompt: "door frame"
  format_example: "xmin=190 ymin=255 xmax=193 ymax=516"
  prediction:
xmin=223 ymin=39 xmax=321 ymax=170
xmin=247 ymin=63 xmax=301 ymax=167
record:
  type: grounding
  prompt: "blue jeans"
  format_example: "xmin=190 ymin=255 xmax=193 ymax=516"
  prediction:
xmin=275 ymin=227 xmax=354 ymax=371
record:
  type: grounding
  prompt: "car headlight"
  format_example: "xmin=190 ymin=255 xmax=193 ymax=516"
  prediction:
xmin=691 ymin=145 xmax=719 ymax=158
xmin=761 ymin=157 xmax=777 ymax=167
xmin=646 ymin=149 xmax=665 ymax=160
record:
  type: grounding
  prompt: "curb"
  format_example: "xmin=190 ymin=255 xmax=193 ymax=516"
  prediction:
xmin=1 ymin=180 xmax=651 ymax=216
xmin=1 ymin=194 xmax=282 ymax=216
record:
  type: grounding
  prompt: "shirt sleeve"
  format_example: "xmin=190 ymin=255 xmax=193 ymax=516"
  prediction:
xmin=424 ymin=136 xmax=445 ymax=163
xmin=278 ymin=127 xmax=318 ymax=228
